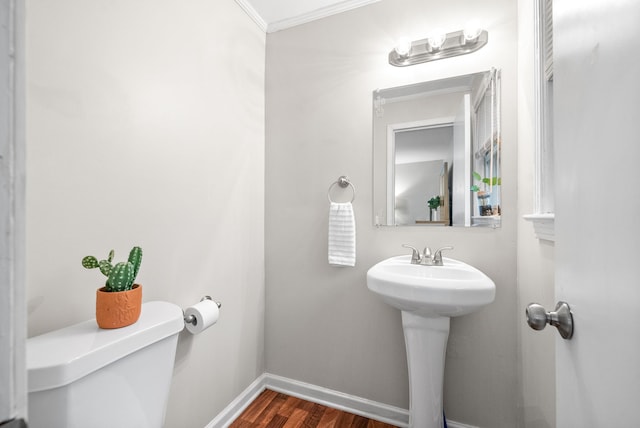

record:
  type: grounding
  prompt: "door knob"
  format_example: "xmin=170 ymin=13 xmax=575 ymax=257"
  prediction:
xmin=526 ymin=301 xmax=574 ymax=339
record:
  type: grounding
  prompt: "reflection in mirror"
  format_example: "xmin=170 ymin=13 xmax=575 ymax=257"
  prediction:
xmin=373 ymin=69 xmax=501 ymax=228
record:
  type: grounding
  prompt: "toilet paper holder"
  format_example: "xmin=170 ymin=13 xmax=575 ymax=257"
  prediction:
xmin=184 ymin=296 xmax=222 ymax=326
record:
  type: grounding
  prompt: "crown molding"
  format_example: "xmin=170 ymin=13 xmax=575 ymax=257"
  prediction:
xmin=234 ymin=0 xmax=268 ymax=33
xmin=266 ymin=0 xmax=380 ymax=33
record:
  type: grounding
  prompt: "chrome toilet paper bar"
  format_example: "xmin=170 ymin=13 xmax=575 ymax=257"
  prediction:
xmin=184 ymin=296 xmax=222 ymax=325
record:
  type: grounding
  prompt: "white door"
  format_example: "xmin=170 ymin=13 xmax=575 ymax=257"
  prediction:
xmin=554 ymin=0 xmax=640 ymax=426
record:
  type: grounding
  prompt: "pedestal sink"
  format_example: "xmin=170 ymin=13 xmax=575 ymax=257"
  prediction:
xmin=366 ymin=255 xmax=495 ymax=428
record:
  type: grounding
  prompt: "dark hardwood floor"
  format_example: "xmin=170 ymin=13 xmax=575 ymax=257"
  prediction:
xmin=229 ymin=389 xmax=399 ymax=428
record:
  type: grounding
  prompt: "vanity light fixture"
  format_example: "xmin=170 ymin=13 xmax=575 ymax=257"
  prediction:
xmin=389 ymin=28 xmax=488 ymax=67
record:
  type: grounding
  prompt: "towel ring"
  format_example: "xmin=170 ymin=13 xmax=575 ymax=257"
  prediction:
xmin=327 ymin=176 xmax=356 ymax=203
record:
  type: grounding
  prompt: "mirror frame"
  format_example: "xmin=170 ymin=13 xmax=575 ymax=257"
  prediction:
xmin=373 ymin=69 xmax=502 ymax=228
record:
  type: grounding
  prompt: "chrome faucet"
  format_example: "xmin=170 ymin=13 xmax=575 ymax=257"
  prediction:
xmin=402 ymin=244 xmax=422 ymax=264
xmin=431 ymin=246 xmax=454 ymax=266
xmin=402 ymin=244 xmax=454 ymax=266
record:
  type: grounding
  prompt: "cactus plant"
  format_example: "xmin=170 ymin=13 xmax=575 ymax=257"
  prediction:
xmin=82 ymin=246 xmax=142 ymax=292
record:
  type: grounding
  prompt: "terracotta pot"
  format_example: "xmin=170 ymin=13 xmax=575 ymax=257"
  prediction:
xmin=95 ymin=284 xmax=142 ymax=329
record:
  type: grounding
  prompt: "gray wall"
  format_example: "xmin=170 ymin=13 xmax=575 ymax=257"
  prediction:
xmin=395 ymin=159 xmax=446 ymax=225
xmin=24 ymin=1 xmax=265 ymax=427
xmin=265 ymin=0 xmax=519 ymax=426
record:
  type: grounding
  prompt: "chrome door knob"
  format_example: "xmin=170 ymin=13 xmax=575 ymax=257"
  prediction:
xmin=526 ymin=301 xmax=574 ymax=339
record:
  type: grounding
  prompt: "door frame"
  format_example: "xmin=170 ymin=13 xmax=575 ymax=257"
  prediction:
xmin=0 ymin=0 xmax=26 ymax=423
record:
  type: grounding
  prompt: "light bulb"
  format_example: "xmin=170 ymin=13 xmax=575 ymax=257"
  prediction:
xmin=463 ymin=25 xmax=482 ymax=42
xmin=394 ymin=37 xmax=412 ymax=57
xmin=427 ymin=32 xmax=446 ymax=51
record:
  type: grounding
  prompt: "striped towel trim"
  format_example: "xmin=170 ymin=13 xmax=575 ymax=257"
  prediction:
xmin=328 ymin=202 xmax=356 ymax=267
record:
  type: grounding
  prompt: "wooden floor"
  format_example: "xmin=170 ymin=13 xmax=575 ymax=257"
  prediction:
xmin=229 ymin=389 xmax=399 ymax=428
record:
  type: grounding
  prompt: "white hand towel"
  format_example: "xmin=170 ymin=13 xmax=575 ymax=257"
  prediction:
xmin=328 ymin=202 xmax=356 ymax=267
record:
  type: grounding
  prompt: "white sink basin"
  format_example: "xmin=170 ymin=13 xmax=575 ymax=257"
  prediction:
xmin=366 ymin=254 xmax=496 ymax=427
xmin=367 ymin=255 xmax=496 ymax=317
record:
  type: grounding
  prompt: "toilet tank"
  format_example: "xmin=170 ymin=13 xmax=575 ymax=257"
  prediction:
xmin=27 ymin=301 xmax=184 ymax=428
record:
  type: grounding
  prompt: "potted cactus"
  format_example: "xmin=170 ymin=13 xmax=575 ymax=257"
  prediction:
xmin=82 ymin=246 xmax=143 ymax=329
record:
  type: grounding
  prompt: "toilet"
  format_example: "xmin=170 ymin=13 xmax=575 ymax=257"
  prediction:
xmin=27 ymin=301 xmax=184 ymax=428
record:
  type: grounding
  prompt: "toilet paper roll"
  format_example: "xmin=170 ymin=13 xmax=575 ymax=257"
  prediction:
xmin=184 ymin=299 xmax=219 ymax=334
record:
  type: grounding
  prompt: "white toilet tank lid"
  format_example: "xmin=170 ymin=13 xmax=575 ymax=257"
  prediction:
xmin=27 ymin=301 xmax=184 ymax=393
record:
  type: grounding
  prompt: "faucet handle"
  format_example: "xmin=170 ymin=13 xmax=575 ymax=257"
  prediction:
xmin=433 ymin=246 xmax=454 ymax=265
xmin=402 ymin=244 xmax=421 ymax=264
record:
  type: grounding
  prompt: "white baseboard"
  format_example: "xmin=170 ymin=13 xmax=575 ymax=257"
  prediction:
xmin=446 ymin=420 xmax=479 ymax=428
xmin=264 ymin=373 xmax=409 ymax=427
xmin=204 ymin=374 xmax=268 ymax=428
xmin=205 ymin=373 xmax=477 ymax=428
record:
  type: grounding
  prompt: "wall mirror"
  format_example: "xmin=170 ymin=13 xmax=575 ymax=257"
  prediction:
xmin=372 ymin=69 xmax=501 ymax=228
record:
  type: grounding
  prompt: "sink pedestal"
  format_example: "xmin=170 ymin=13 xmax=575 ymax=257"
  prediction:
xmin=402 ymin=311 xmax=450 ymax=428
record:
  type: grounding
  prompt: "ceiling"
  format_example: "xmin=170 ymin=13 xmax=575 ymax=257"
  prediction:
xmin=235 ymin=0 xmax=380 ymax=33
